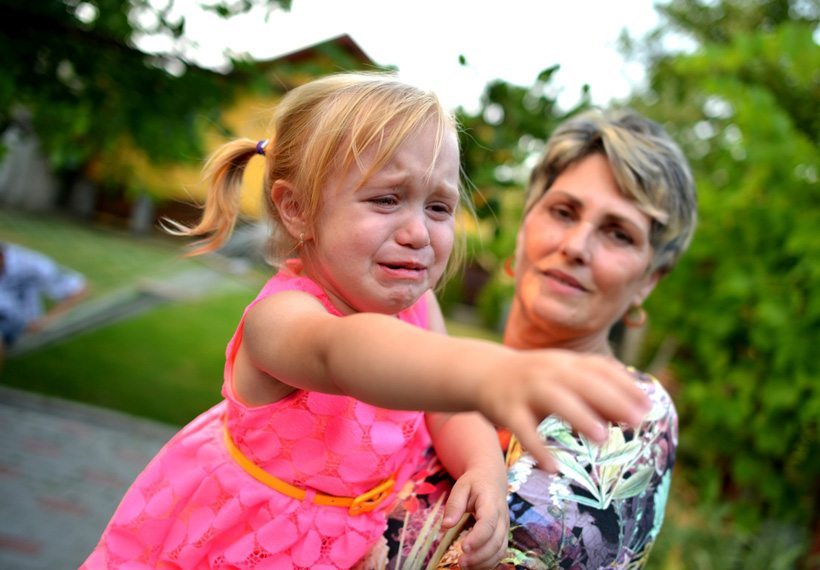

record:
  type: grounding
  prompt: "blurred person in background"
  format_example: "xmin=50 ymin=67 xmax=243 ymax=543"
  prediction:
xmin=0 ymin=241 xmax=88 ymax=363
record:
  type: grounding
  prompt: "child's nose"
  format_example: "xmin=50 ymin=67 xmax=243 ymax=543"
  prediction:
xmin=395 ymin=211 xmax=431 ymax=248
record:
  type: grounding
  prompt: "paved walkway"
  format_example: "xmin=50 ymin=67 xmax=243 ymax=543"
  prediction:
xmin=0 ymin=385 xmax=176 ymax=569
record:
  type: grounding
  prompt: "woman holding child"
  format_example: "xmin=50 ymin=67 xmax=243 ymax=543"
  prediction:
xmin=386 ymin=108 xmax=697 ymax=569
xmin=83 ymin=73 xmax=653 ymax=570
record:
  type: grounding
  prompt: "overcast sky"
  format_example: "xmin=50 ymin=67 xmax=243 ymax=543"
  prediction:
xmin=142 ymin=0 xmax=663 ymax=112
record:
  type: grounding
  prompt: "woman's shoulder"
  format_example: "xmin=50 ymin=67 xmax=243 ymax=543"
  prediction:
xmin=627 ymin=366 xmax=678 ymax=423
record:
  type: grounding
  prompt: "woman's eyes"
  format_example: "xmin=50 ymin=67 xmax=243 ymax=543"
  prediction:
xmin=550 ymin=205 xmax=575 ymax=221
xmin=550 ymin=204 xmax=637 ymax=245
xmin=608 ymin=227 xmax=635 ymax=245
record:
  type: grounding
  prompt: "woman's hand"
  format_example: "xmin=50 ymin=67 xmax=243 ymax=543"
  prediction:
xmin=442 ymin=464 xmax=509 ymax=569
xmin=477 ymin=349 xmax=651 ymax=471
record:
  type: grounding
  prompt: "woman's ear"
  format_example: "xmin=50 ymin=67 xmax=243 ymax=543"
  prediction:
xmin=632 ymin=270 xmax=662 ymax=307
xmin=271 ymin=180 xmax=311 ymax=240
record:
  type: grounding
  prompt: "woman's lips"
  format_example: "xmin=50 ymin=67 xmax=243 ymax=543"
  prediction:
xmin=544 ymin=269 xmax=589 ymax=292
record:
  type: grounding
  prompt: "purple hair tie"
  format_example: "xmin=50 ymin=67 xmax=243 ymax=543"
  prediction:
xmin=255 ymin=139 xmax=269 ymax=156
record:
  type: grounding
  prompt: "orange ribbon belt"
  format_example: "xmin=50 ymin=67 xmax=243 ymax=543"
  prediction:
xmin=223 ymin=422 xmax=395 ymax=516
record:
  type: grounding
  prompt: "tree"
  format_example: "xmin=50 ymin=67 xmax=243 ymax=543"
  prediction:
xmin=0 ymin=0 xmax=290 ymax=193
xmin=623 ymin=0 xmax=819 ymax=534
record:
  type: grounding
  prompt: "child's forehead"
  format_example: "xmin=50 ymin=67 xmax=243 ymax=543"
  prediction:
xmin=317 ymin=117 xmax=456 ymax=189
xmin=326 ymin=142 xmax=457 ymax=195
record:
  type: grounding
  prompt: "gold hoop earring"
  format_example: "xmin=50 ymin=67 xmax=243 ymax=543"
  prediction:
xmin=504 ymin=256 xmax=515 ymax=278
xmin=298 ymin=232 xmax=305 ymax=247
xmin=624 ymin=305 xmax=647 ymax=328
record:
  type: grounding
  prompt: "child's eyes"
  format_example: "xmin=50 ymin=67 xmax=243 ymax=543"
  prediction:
xmin=367 ymin=195 xmax=455 ymax=217
xmin=369 ymin=195 xmax=399 ymax=207
xmin=428 ymin=202 xmax=455 ymax=216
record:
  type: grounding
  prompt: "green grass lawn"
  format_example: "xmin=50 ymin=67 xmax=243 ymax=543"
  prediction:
xmin=1 ymin=292 xmax=251 ymax=424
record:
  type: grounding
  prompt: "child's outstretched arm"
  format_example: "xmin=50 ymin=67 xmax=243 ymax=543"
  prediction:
xmin=241 ymin=290 xmax=651 ymax=471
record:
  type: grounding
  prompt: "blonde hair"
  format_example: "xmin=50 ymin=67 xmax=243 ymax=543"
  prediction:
xmin=168 ymin=71 xmax=465 ymax=283
xmin=526 ymin=109 xmax=697 ymax=274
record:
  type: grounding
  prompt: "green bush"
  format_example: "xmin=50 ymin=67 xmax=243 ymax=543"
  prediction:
xmin=647 ymin=498 xmax=813 ymax=569
xmin=632 ymin=3 xmax=819 ymax=532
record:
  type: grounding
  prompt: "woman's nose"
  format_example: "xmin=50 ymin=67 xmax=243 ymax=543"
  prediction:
xmin=560 ymin=223 xmax=592 ymax=264
xmin=395 ymin=211 xmax=431 ymax=248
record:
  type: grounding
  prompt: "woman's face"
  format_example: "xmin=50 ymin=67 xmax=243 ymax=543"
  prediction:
xmin=509 ymin=153 xmax=660 ymax=353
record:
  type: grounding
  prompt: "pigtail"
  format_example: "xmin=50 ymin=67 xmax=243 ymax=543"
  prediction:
xmin=163 ymin=138 xmax=260 ymax=256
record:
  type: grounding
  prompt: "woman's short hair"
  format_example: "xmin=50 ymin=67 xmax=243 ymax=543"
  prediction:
xmin=526 ymin=109 xmax=697 ymax=274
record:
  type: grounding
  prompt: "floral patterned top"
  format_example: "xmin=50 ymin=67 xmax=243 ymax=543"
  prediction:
xmin=502 ymin=368 xmax=677 ymax=569
xmin=379 ymin=367 xmax=678 ymax=570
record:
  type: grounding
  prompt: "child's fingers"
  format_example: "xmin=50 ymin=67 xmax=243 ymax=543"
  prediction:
xmin=505 ymin=414 xmax=557 ymax=472
xmin=442 ymin=483 xmax=469 ymax=528
xmin=586 ymin=382 xmax=649 ymax=429
xmin=587 ymin=357 xmax=652 ymax=417
xmin=461 ymin=515 xmax=507 ymax=569
xmin=533 ymin=387 xmax=609 ymax=445
xmin=574 ymin=366 xmax=651 ymax=429
xmin=535 ymin=357 xmax=649 ymax=435
xmin=521 ymin=438 xmax=557 ymax=472
xmin=460 ymin=517 xmax=493 ymax=554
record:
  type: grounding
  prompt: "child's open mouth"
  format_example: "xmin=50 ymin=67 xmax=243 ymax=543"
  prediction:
xmin=379 ymin=261 xmax=427 ymax=279
xmin=383 ymin=262 xmax=423 ymax=271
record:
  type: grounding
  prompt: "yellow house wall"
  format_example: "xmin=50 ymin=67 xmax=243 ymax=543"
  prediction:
xmin=127 ymin=92 xmax=284 ymax=219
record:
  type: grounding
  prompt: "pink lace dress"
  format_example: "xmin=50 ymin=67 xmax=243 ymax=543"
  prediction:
xmin=82 ymin=263 xmax=432 ymax=569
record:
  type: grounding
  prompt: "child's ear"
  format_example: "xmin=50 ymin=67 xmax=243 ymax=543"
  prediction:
xmin=271 ymin=180 xmax=311 ymax=240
